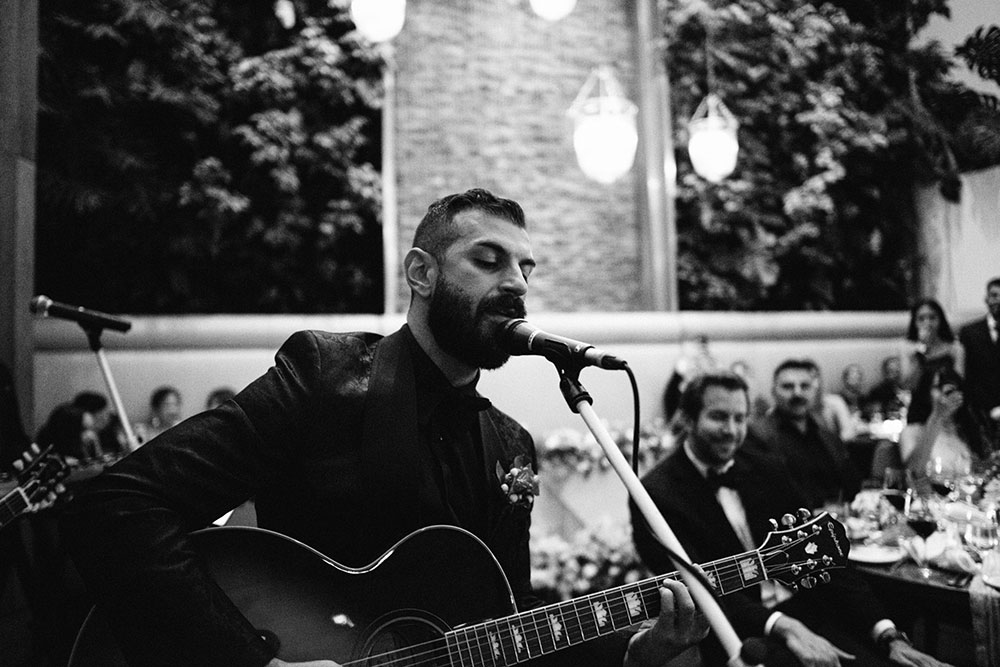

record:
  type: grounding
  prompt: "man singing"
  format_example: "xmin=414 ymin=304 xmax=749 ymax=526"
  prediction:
xmin=62 ymin=188 xmax=707 ymax=666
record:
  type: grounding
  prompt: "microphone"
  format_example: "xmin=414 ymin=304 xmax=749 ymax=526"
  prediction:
xmin=501 ymin=319 xmax=627 ymax=370
xmin=30 ymin=295 xmax=132 ymax=333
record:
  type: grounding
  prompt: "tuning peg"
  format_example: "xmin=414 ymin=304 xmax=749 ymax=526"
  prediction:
xmin=797 ymin=508 xmax=811 ymax=522
xmin=769 ymin=518 xmax=779 ymax=531
xmin=781 ymin=513 xmax=796 ymax=527
xmin=803 ymin=576 xmax=817 ymax=589
xmin=819 ymin=572 xmax=831 ymax=584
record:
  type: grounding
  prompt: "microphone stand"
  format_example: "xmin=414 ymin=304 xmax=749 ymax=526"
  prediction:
xmin=553 ymin=362 xmax=753 ymax=667
xmin=81 ymin=326 xmax=140 ymax=452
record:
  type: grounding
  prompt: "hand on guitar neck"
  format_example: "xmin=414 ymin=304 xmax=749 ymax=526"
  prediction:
xmin=624 ymin=578 xmax=710 ymax=667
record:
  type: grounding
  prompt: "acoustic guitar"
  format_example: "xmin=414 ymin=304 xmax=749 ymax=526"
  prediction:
xmin=68 ymin=512 xmax=848 ymax=665
xmin=0 ymin=445 xmax=68 ymax=531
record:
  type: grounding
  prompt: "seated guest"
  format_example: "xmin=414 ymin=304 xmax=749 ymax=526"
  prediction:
xmin=865 ymin=356 xmax=906 ymax=420
xmin=36 ymin=402 xmax=100 ymax=463
xmin=838 ymin=363 xmax=866 ymax=417
xmin=133 ymin=385 xmax=183 ymax=444
xmin=631 ymin=371 xmax=949 ymax=667
xmin=204 ymin=386 xmax=236 ymax=411
xmin=745 ymin=359 xmax=861 ymax=507
xmin=72 ymin=390 xmax=128 ymax=457
xmin=898 ymin=367 xmax=989 ymax=479
xmin=812 ymin=362 xmax=857 ymax=443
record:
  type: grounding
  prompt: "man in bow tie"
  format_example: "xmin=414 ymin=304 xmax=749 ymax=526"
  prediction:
xmin=62 ymin=188 xmax=707 ymax=667
xmin=631 ymin=371 xmax=948 ymax=667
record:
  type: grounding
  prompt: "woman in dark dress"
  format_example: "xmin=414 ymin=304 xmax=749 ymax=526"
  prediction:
xmin=900 ymin=298 xmax=964 ymax=425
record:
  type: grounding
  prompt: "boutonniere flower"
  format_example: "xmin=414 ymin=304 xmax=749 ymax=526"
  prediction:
xmin=496 ymin=455 xmax=540 ymax=508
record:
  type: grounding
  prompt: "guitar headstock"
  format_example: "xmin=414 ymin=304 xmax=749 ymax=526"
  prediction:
xmin=756 ymin=510 xmax=850 ymax=590
xmin=15 ymin=444 xmax=70 ymax=506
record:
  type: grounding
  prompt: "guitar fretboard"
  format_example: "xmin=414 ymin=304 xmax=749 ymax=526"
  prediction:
xmin=444 ymin=550 xmax=768 ymax=666
xmin=0 ymin=488 xmax=30 ymax=528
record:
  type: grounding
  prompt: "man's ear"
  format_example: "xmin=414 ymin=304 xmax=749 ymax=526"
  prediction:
xmin=404 ymin=248 xmax=438 ymax=298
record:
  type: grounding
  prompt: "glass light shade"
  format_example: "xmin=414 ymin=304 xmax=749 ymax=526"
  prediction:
xmin=274 ymin=0 xmax=296 ymax=29
xmin=572 ymin=98 xmax=638 ymax=184
xmin=350 ymin=0 xmax=406 ymax=42
xmin=529 ymin=0 xmax=577 ymax=22
xmin=568 ymin=67 xmax=638 ymax=184
xmin=687 ymin=94 xmax=739 ymax=183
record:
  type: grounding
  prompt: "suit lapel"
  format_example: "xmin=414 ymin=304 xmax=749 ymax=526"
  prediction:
xmin=671 ymin=452 xmax=746 ymax=555
xmin=362 ymin=327 xmax=448 ymax=532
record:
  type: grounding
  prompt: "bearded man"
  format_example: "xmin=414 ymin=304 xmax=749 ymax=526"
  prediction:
xmin=61 ymin=189 xmax=707 ymax=667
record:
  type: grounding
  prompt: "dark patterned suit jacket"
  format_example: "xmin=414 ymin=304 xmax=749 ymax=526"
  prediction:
xmin=631 ymin=445 xmax=887 ymax=665
xmin=61 ymin=326 xmax=613 ymax=666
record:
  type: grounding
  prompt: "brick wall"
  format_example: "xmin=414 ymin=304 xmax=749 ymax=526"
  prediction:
xmin=392 ymin=0 xmax=642 ymax=312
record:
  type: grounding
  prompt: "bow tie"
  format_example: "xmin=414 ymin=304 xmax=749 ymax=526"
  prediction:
xmin=706 ymin=467 xmax=738 ymax=491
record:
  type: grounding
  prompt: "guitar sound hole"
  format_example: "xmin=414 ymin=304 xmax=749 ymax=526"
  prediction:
xmin=360 ymin=613 xmax=450 ymax=667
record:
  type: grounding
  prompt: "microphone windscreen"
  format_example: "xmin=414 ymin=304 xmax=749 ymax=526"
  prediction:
xmin=29 ymin=295 xmax=51 ymax=315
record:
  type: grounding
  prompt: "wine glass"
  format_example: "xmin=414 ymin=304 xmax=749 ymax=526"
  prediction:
xmin=904 ymin=494 xmax=939 ymax=578
xmin=925 ymin=456 xmax=965 ymax=500
xmin=881 ymin=467 xmax=907 ymax=514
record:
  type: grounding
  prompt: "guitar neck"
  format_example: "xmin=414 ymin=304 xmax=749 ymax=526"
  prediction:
xmin=0 ymin=486 xmax=30 ymax=529
xmin=444 ymin=549 xmax=766 ymax=666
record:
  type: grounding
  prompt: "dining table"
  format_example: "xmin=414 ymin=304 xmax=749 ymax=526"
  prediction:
xmin=840 ymin=492 xmax=1000 ymax=667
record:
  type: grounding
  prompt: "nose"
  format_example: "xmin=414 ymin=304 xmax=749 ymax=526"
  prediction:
xmin=500 ymin=265 xmax=529 ymax=297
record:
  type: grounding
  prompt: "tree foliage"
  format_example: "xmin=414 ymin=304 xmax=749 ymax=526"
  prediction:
xmin=663 ymin=0 xmax=1000 ymax=310
xmin=36 ymin=0 xmax=384 ymax=313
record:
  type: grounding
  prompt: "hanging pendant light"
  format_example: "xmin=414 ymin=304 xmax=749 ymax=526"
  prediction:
xmin=273 ymin=0 xmax=296 ymax=29
xmin=687 ymin=94 xmax=739 ymax=183
xmin=568 ymin=66 xmax=638 ymax=184
xmin=529 ymin=0 xmax=577 ymax=22
xmin=349 ymin=0 xmax=406 ymax=43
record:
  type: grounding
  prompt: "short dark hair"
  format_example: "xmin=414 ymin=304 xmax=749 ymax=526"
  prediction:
xmin=150 ymin=386 xmax=180 ymax=409
xmin=905 ymin=298 xmax=954 ymax=343
xmin=987 ymin=276 xmax=1000 ymax=292
xmin=772 ymin=358 xmax=819 ymax=381
xmin=72 ymin=391 xmax=108 ymax=413
xmin=678 ymin=371 xmax=749 ymax=423
xmin=411 ymin=188 xmax=525 ymax=260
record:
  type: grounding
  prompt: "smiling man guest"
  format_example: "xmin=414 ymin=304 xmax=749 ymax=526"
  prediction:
xmin=62 ymin=189 xmax=707 ymax=666
xmin=631 ymin=371 xmax=949 ymax=667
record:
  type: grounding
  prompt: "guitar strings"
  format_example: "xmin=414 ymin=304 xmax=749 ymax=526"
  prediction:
xmin=337 ymin=533 xmax=832 ymax=667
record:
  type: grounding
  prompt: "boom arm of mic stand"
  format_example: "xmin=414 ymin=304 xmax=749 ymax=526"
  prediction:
xmin=557 ymin=369 xmax=751 ymax=667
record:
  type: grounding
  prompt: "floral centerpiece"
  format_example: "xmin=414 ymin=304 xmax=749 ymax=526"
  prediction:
xmin=530 ymin=521 xmax=651 ymax=603
xmin=537 ymin=419 xmax=675 ymax=477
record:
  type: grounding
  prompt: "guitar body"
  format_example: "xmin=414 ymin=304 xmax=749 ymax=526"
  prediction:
xmin=69 ymin=512 xmax=848 ymax=666
xmin=69 ymin=525 xmax=518 ymax=666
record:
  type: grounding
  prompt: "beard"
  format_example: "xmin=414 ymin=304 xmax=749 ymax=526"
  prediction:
xmin=428 ymin=276 xmax=526 ymax=370
xmin=691 ymin=430 xmax=740 ymax=467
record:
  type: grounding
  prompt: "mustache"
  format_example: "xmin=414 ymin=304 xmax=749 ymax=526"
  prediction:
xmin=479 ymin=294 xmax=526 ymax=320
